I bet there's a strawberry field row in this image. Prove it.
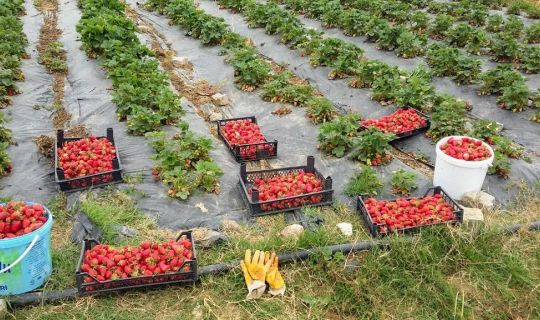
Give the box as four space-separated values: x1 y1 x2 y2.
275 0 540 76
150 0 529 178
210 0 531 177
76 0 222 199
0 0 27 178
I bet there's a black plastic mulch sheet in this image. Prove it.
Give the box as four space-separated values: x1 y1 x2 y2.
194 0 540 202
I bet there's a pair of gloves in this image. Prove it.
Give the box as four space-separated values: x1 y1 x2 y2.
240 250 286 299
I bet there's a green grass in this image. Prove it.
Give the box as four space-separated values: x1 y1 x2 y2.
39 41 68 73
8 188 540 319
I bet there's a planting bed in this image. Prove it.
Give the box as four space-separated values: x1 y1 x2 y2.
75 231 197 295
217 117 278 162
356 186 464 237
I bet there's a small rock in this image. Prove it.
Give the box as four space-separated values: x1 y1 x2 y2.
192 228 229 248
336 222 353 236
220 219 241 232
171 56 191 69
114 225 138 238
138 25 152 33
461 191 495 211
195 202 208 213
462 207 484 224
280 224 304 238
0 299 7 320
209 112 222 122
211 93 231 106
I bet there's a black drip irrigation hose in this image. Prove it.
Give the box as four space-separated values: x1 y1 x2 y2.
6 220 540 307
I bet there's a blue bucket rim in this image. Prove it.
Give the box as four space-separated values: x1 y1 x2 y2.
0 201 54 247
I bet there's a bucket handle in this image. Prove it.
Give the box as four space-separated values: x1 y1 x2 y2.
0 235 40 274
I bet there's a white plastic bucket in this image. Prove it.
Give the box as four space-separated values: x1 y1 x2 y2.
433 136 494 200
0 203 53 295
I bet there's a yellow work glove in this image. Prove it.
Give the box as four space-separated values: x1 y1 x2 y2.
240 249 268 299
264 251 286 296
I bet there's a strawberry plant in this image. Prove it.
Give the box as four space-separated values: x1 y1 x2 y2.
472 119 502 143
503 16 525 37
427 96 468 141
465 29 489 55
391 169 417 196
371 73 401 105
396 31 426 58
490 135 523 159
228 47 271 89
375 24 403 51
409 11 429 33
454 56 482 85
486 14 504 32
126 107 163 135
306 97 337 124
520 46 540 73
429 14 454 39
497 81 530 112
364 17 389 42
525 22 540 44
262 72 314 106
349 60 397 89
530 111 540 123
349 127 395 166
310 38 363 78
479 64 524 95
488 151 511 178
446 23 475 48
320 1 342 28
344 165 383 197
318 113 361 157
425 43 480 84
395 68 435 111
338 9 371 36
0 202 48 239
489 32 520 62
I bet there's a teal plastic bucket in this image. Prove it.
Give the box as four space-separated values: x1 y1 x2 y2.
0 203 53 295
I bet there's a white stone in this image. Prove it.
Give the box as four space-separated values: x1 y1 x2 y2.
280 224 304 238
336 222 353 236
220 219 241 232
462 207 484 223
209 112 222 122
171 56 191 68
461 191 495 210
211 93 231 106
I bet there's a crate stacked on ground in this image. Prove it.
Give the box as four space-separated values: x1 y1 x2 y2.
75 231 197 295
239 156 333 216
359 107 430 141
217 116 278 162
55 128 122 192
356 186 463 237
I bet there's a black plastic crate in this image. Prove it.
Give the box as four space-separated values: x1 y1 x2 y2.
359 107 430 141
356 186 463 237
55 128 123 192
75 231 198 295
239 156 334 217
217 116 278 162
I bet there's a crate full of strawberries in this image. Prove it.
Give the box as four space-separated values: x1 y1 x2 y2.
217 116 278 162
356 186 463 237
75 231 197 295
359 107 430 141
239 156 333 217
55 128 122 192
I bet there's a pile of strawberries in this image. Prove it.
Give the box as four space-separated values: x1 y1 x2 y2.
0 202 48 239
360 108 428 136
440 137 491 161
80 236 194 286
220 119 275 159
248 170 324 211
364 194 456 234
57 136 117 186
